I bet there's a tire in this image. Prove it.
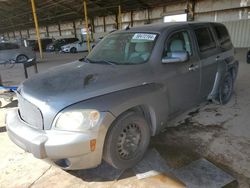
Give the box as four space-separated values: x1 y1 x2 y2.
103 111 151 169
219 73 233 104
16 54 28 63
70 47 77 53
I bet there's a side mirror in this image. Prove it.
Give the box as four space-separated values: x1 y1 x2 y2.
162 51 189 64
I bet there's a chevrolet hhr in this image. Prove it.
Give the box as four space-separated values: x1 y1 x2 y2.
6 22 238 170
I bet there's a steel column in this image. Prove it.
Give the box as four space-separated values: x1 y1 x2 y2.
31 0 43 58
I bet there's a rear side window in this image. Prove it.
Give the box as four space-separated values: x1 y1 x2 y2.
0 43 19 50
214 25 233 50
194 27 216 52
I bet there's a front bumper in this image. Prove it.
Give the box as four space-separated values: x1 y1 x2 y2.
6 108 115 170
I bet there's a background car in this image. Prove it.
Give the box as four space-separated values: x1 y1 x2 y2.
34 38 53 51
46 38 79 52
0 42 36 64
61 41 96 53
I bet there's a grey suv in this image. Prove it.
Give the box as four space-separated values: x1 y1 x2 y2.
6 22 238 170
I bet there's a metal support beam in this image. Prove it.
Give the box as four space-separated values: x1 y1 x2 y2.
103 16 106 32
131 11 134 27
73 21 77 38
7 32 10 40
27 29 30 38
46 25 49 37
91 18 95 40
83 0 91 53
19 30 22 39
58 22 62 36
187 0 195 21
118 5 122 30
31 0 43 58
115 14 118 30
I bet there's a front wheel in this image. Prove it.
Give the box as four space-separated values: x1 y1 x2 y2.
70 47 77 53
103 111 151 169
219 73 234 104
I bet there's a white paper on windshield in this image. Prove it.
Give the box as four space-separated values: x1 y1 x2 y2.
132 33 157 41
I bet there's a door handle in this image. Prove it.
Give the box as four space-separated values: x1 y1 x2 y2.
188 64 199 71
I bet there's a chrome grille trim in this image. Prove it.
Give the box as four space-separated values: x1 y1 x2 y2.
17 94 43 129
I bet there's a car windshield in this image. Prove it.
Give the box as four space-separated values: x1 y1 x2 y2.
87 32 157 65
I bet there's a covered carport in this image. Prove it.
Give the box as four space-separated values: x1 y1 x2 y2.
0 0 250 187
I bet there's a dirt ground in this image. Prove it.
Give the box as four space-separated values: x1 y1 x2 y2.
0 50 250 187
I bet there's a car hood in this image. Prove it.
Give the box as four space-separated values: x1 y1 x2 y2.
20 60 154 112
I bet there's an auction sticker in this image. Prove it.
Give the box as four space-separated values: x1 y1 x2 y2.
132 33 157 41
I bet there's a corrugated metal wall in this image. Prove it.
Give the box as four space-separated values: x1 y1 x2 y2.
194 0 250 48
223 19 250 48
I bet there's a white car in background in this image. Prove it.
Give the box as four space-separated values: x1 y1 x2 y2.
61 41 96 53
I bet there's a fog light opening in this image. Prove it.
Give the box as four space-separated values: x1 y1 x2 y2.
54 159 71 168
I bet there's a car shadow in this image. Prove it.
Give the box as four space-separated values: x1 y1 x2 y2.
67 161 134 182
66 139 201 183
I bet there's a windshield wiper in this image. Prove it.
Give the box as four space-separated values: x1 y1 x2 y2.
80 58 117 66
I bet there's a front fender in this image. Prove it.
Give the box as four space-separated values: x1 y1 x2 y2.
70 83 169 136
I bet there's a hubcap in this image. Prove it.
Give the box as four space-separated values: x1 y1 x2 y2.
117 123 141 160
17 56 28 63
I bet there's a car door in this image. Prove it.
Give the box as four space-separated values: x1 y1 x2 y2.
192 24 220 100
161 28 201 117
78 42 86 51
0 43 17 62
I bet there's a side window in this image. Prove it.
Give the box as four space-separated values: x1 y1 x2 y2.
0 43 4 50
163 31 192 58
194 27 216 52
214 25 233 50
2 43 19 50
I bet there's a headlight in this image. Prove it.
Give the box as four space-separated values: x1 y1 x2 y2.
53 110 100 132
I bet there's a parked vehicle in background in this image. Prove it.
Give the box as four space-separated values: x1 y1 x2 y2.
26 38 53 51
0 42 35 64
6 22 238 171
34 38 53 51
46 38 79 52
61 41 96 53
26 39 36 50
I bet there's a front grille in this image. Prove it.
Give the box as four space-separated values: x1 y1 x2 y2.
17 94 43 129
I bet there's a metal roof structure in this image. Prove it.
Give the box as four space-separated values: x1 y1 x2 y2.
0 0 186 33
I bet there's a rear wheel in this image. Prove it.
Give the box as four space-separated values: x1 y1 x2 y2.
70 47 77 53
219 73 233 104
16 54 28 63
103 111 150 169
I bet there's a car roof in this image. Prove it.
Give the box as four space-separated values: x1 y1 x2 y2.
118 21 220 34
